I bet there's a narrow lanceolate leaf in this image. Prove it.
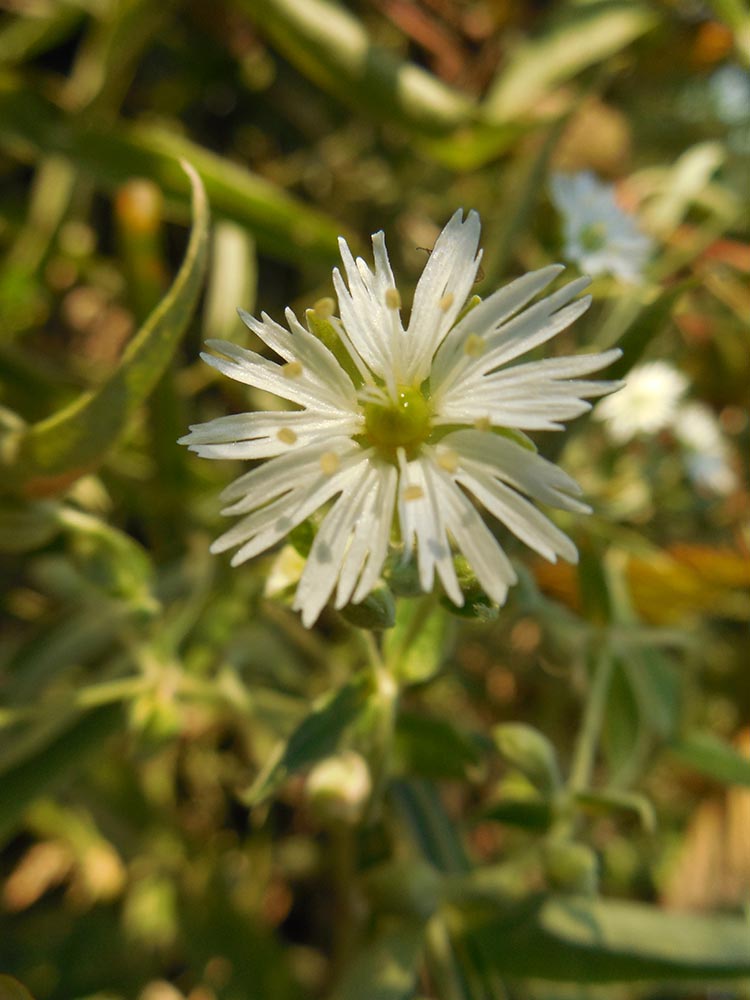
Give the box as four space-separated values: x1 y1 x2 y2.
453 893 750 981
484 3 657 123
0 2 84 67
1 162 208 497
669 731 750 787
241 0 473 135
0 81 346 264
241 675 370 807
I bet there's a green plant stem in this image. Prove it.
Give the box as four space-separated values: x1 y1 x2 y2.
568 646 615 794
362 628 399 823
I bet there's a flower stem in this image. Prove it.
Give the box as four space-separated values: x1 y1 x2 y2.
360 628 398 823
568 645 615 793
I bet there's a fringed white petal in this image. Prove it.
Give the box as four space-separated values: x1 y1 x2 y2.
180 411 361 461
333 231 405 384
201 340 352 414
403 209 482 384
397 455 462 606
432 278 592 405
237 308 358 407
441 429 589 511
431 264 564 390
293 457 385 626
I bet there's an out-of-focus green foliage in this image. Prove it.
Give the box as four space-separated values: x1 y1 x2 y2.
1 1 749 998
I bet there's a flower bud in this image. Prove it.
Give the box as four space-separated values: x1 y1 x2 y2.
542 840 599 894
305 751 372 826
339 584 395 630
493 723 562 796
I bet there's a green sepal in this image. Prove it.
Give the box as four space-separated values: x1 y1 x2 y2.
440 554 499 620
289 518 315 558
305 307 363 386
339 584 396 630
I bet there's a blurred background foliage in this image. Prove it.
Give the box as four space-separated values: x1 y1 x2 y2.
0 0 749 997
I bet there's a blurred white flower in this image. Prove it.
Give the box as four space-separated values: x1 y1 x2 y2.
594 360 687 443
709 64 750 125
674 401 737 495
550 171 653 282
181 211 620 627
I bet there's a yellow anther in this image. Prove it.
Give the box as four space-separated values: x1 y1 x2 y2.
385 287 401 310
474 416 491 432
320 451 340 476
403 484 424 502
464 333 486 357
438 292 454 312
436 448 459 473
313 296 335 318
282 360 303 379
277 427 297 445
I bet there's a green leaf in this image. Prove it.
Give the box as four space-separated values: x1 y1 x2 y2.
394 711 483 781
455 893 750 981
482 797 554 832
603 659 643 780
0 498 61 552
669 731 750 787
244 0 472 137
0 2 84 67
331 920 426 1000
241 675 371 806
484 3 657 123
0 80 345 265
2 161 208 496
0 704 122 846
384 598 453 685
574 789 656 834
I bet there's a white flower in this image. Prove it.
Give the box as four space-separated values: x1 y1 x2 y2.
594 360 687 443
181 211 620 627
550 171 653 282
674 401 737 495
709 64 750 126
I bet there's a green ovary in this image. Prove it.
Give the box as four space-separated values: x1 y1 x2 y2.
364 385 431 457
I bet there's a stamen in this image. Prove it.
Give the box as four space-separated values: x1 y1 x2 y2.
282 360 303 379
385 288 401 310
464 333 486 357
474 416 491 432
313 296 335 318
439 292 454 312
436 448 459 473
277 428 297 445
320 451 340 476
403 484 424 501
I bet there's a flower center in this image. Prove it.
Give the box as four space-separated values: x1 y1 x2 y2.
580 222 607 253
364 385 431 457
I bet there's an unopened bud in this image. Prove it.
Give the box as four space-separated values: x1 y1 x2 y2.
493 723 561 795
306 751 372 826
542 840 599 894
340 584 395 630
